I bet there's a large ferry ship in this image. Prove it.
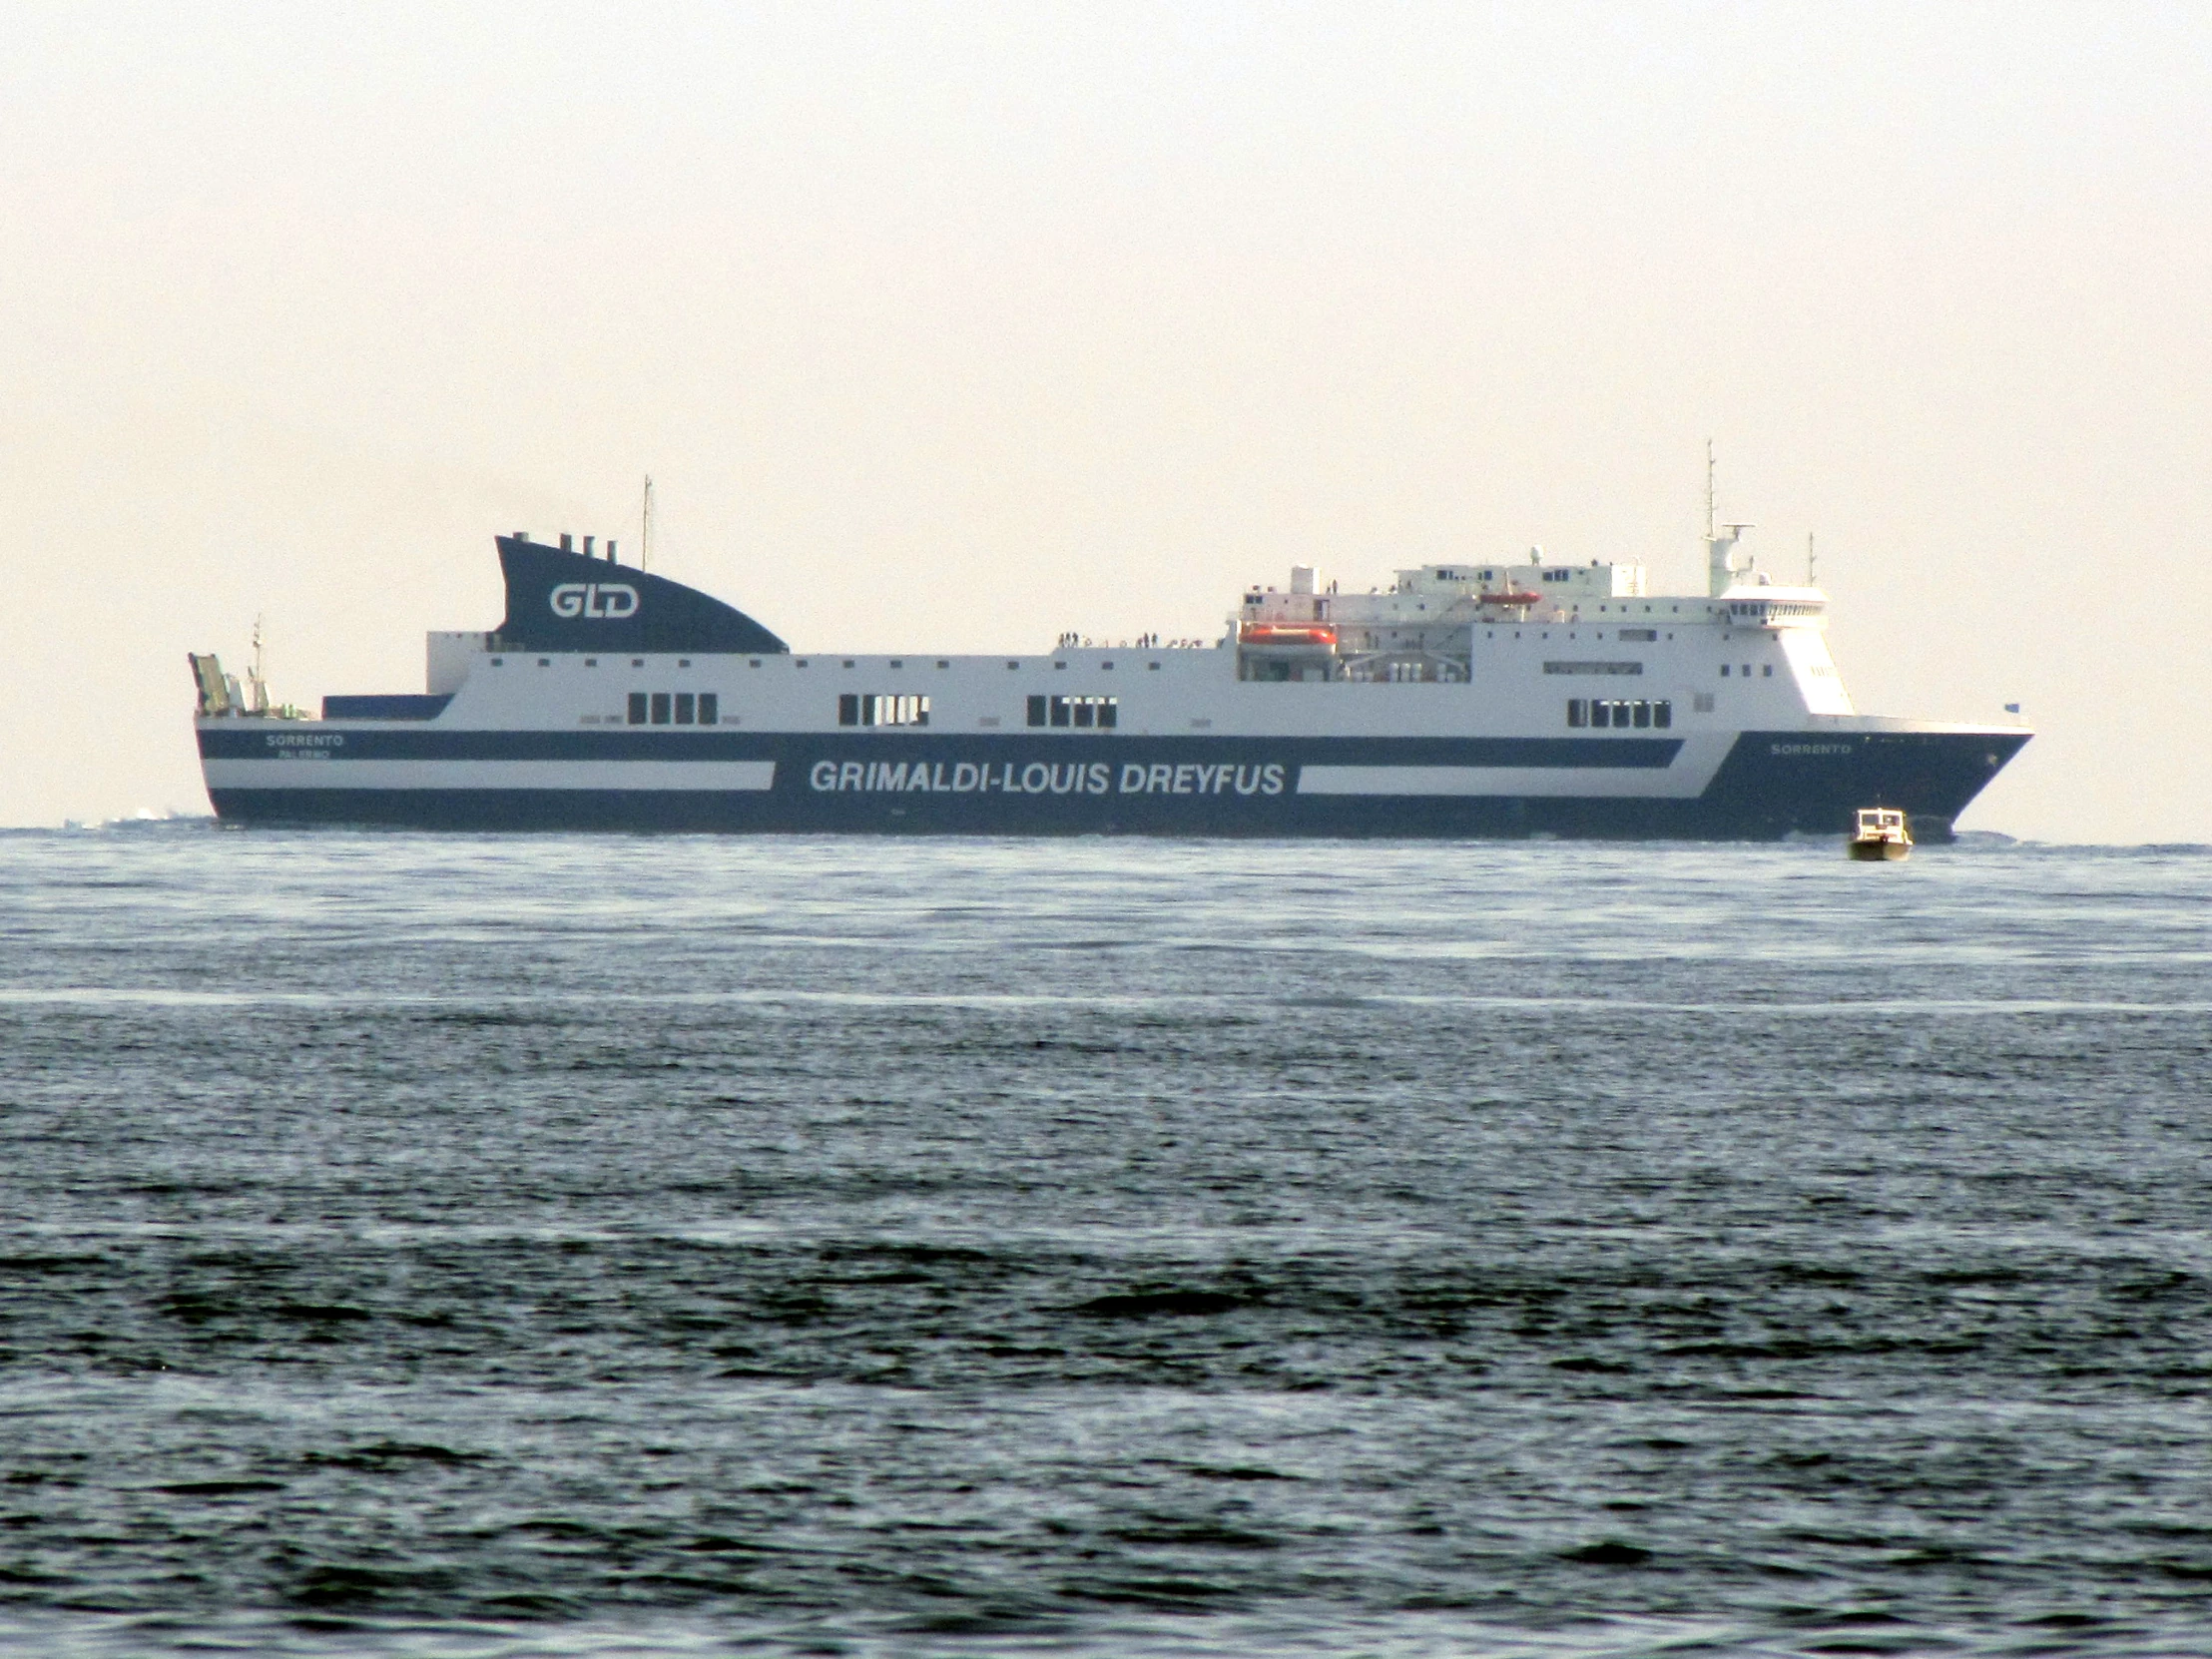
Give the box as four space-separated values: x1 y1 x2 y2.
191 519 2028 838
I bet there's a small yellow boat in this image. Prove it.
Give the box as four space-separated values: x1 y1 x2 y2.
1848 807 1913 861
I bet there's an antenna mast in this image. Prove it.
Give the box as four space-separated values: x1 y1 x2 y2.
1703 442 1756 597
249 613 271 715
1807 531 1816 588
641 475 655 574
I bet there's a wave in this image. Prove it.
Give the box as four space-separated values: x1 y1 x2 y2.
34 810 217 835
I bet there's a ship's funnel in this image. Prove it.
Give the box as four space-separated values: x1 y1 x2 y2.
492 535 789 654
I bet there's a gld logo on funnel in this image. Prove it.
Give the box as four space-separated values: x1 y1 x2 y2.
549 583 639 620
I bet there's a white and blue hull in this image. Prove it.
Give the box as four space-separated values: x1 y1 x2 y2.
199 725 2024 839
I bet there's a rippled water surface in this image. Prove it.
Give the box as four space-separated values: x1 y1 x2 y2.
2 825 2209 1657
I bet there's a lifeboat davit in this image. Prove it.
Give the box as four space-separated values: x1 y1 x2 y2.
1240 623 1338 647
1476 589 1542 607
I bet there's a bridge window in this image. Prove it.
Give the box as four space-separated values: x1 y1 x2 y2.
627 692 647 725
674 693 696 725
650 693 672 725
699 694 719 725
1567 699 1588 727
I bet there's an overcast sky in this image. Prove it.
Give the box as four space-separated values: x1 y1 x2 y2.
4 2 2205 839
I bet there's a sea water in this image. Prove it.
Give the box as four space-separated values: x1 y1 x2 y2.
1 825 2207 1657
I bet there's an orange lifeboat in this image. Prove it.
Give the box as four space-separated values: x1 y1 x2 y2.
1476 589 1542 607
1240 623 1338 647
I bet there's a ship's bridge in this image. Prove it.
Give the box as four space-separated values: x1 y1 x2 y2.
1715 585 1829 628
